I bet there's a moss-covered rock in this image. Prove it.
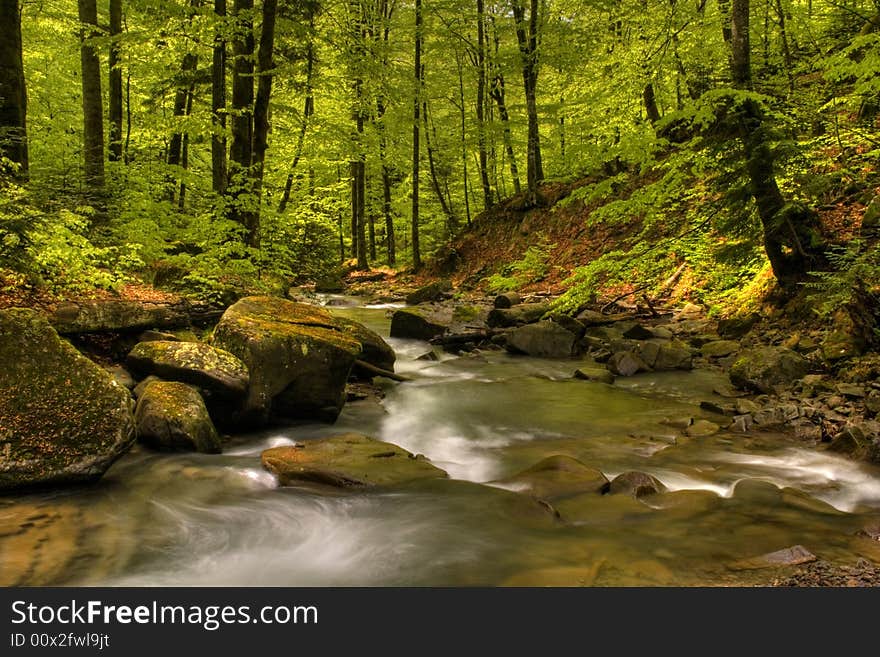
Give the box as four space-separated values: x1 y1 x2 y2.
134 381 221 453
212 297 362 426
494 455 609 501
126 340 249 399
608 471 667 498
389 307 450 341
729 346 809 394
487 302 552 328
261 433 447 487
405 279 452 305
333 316 396 374
0 309 135 490
505 321 580 358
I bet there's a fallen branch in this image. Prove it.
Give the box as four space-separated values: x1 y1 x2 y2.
354 359 410 382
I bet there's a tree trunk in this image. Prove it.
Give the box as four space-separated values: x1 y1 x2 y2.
108 0 123 163
378 95 396 266
423 98 456 234
78 0 105 194
248 0 279 248
177 88 194 211
456 53 472 226
0 0 28 178
350 159 359 259
228 0 255 241
411 0 422 271
278 28 314 214
229 0 254 177
643 83 661 124
730 0 751 88
513 0 543 206
475 0 493 211
489 17 521 196
167 53 198 168
212 0 227 194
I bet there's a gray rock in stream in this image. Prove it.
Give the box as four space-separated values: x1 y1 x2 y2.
505 321 580 358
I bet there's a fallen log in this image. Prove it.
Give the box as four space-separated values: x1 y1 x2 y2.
354 359 410 382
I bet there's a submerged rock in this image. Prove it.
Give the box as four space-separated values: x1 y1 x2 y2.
0 309 136 490
608 471 667 498
261 433 447 488
494 455 609 501
505 321 580 358
126 340 249 399
213 296 362 425
606 351 650 377
574 367 615 384
732 545 817 570
729 347 809 394
134 382 221 454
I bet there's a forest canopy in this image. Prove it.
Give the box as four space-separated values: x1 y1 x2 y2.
0 0 878 312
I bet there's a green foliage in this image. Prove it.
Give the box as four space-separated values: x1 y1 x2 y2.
485 240 556 293
805 240 880 317
0 179 40 277
30 208 141 294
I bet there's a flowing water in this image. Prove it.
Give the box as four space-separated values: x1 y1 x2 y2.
2 299 880 586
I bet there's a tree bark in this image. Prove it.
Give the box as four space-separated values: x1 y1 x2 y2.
489 16 521 196
423 98 456 235
108 0 123 163
456 53 472 226
513 0 543 206
730 0 751 88
411 0 422 271
278 24 314 214
228 0 255 240
475 0 493 211
77 0 105 193
167 53 198 169
248 0 279 248
212 0 228 194
0 0 28 178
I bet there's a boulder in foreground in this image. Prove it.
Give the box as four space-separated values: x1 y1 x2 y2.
0 309 135 490
213 297 362 426
135 381 221 453
261 433 447 487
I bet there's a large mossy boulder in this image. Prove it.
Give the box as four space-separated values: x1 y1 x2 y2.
333 316 396 373
494 455 609 501
729 346 809 394
212 297 362 426
505 321 580 358
261 433 447 488
389 307 450 341
0 309 136 490
126 340 249 399
134 381 221 454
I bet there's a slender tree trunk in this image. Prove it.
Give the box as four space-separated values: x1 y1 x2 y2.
228 0 255 241
730 0 751 88
229 0 254 179
177 87 194 211
718 0 732 42
0 0 28 178
773 0 795 95
278 29 314 213
456 54 471 226
248 0 279 248
212 0 228 194
411 0 422 270
378 95 396 266
489 17 521 196
475 0 493 211
78 0 105 194
350 160 358 259
643 83 661 124
108 0 123 163
513 0 543 206
423 98 456 234
367 171 376 261
167 53 198 168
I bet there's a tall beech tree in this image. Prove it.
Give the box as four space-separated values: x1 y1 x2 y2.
108 0 123 163
512 0 543 206
411 0 423 270
212 0 228 194
0 0 28 177
77 0 105 195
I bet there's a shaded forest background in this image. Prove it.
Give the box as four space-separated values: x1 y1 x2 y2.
1 0 879 320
